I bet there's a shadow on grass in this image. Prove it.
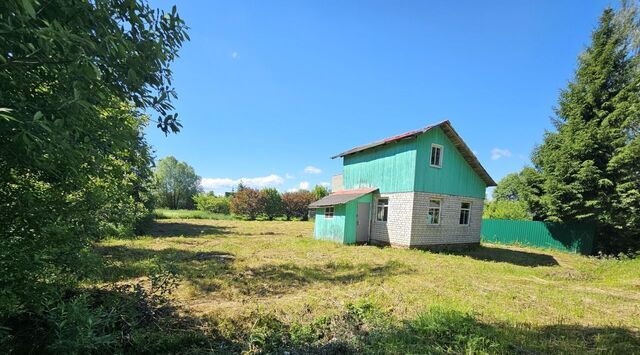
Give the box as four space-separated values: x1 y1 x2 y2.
449 245 559 267
232 260 409 296
91 245 408 296
148 221 234 238
93 245 235 282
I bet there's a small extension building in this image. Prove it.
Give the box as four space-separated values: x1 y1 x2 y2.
309 120 496 249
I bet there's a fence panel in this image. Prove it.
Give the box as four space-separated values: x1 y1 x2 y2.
481 219 595 254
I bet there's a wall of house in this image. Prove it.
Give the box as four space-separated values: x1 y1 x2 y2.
314 205 346 243
414 127 487 199
370 192 415 247
342 139 417 193
410 192 484 246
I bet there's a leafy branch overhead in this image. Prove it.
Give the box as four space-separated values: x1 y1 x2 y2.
0 0 189 137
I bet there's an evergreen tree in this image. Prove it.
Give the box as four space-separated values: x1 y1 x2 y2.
531 7 640 252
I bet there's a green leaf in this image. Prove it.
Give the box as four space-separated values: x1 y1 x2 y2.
21 0 36 18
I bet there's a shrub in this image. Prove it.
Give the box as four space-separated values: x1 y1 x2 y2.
193 193 231 214
230 187 262 220
259 188 284 220
483 200 532 220
282 191 315 221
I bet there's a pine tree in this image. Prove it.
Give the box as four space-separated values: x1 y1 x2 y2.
531 7 640 252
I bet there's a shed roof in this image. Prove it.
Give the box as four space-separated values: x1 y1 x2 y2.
309 188 377 208
331 120 496 186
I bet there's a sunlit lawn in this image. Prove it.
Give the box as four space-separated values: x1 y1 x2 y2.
92 219 640 353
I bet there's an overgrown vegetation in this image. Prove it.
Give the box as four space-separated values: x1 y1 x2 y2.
0 0 188 350
7 219 637 353
193 192 231 214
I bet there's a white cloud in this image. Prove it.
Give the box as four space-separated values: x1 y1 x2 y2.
287 181 310 192
231 51 239 59
320 182 330 187
490 148 512 160
304 166 322 174
285 173 295 179
201 174 284 192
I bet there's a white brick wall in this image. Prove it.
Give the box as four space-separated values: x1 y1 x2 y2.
410 192 484 246
369 192 484 248
370 192 414 247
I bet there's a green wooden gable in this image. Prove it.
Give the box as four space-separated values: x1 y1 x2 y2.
338 121 494 199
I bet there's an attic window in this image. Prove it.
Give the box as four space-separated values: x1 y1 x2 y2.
325 207 334 219
430 144 443 168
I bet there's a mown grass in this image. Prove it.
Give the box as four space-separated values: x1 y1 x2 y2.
88 219 640 354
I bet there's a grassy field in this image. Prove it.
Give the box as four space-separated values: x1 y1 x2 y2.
154 208 236 220
90 219 640 353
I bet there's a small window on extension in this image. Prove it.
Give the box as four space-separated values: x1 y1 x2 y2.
430 144 443 168
325 207 334 219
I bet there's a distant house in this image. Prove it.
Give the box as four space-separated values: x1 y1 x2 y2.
309 120 496 249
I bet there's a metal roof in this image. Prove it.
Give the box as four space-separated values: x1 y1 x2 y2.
309 188 378 208
331 120 496 186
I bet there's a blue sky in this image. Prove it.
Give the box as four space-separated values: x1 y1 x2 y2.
146 0 613 195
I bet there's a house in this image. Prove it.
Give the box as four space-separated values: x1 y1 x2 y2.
309 120 496 249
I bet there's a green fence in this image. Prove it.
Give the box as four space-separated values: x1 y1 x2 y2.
481 219 595 255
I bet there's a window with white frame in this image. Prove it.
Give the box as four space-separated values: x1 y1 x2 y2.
376 198 389 222
459 202 471 225
427 199 441 224
430 144 443 167
324 207 334 219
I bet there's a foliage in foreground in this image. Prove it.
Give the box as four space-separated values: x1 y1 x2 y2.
0 0 188 331
4 291 638 354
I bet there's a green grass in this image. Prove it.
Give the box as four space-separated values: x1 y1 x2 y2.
154 208 237 220
87 219 640 354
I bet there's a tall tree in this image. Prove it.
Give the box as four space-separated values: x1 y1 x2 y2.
311 185 330 200
531 7 640 252
0 0 188 316
154 156 201 209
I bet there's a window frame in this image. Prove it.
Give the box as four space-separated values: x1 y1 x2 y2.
324 206 335 219
427 198 441 225
430 143 444 168
376 198 389 223
459 201 471 226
